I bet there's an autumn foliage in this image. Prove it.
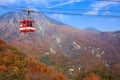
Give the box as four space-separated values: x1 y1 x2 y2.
0 40 67 80
26 58 67 80
83 73 99 80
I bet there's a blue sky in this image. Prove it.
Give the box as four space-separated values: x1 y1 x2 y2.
0 0 120 31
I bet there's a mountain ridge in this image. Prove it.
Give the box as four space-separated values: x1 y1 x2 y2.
0 12 120 74
84 26 100 32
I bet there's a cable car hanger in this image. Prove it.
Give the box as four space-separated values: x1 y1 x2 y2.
19 9 35 33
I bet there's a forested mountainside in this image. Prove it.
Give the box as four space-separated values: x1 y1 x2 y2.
0 39 67 80
0 12 120 80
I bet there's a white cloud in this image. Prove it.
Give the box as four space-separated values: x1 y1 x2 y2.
49 14 68 20
0 0 49 5
49 0 84 8
85 2 119 15
108 19 117 22
0 0 70 7
0 0 84 8
0 0 17 4
24 0 48 5
103 11 111 15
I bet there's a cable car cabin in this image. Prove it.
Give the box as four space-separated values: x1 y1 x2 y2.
20 20 35 33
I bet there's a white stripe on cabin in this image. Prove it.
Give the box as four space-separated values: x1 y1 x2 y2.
20 27 35 30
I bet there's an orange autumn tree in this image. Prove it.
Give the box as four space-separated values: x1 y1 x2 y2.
83 73 99 80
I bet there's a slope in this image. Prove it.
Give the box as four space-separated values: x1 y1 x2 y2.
0 39 67 80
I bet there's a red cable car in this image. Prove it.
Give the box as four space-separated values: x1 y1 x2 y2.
19 9 35 33
20 20 35 32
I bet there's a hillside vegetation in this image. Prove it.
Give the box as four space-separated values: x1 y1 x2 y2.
0 40 67 80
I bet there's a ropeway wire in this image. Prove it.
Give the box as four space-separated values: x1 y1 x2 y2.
0 5 120 13
0 5 120 19
96 0 120 2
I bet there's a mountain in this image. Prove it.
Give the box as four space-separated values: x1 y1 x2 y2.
0 39 67 80
0 12 120 79
84 26 100 32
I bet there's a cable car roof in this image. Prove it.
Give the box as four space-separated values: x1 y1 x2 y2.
20 19 34 23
